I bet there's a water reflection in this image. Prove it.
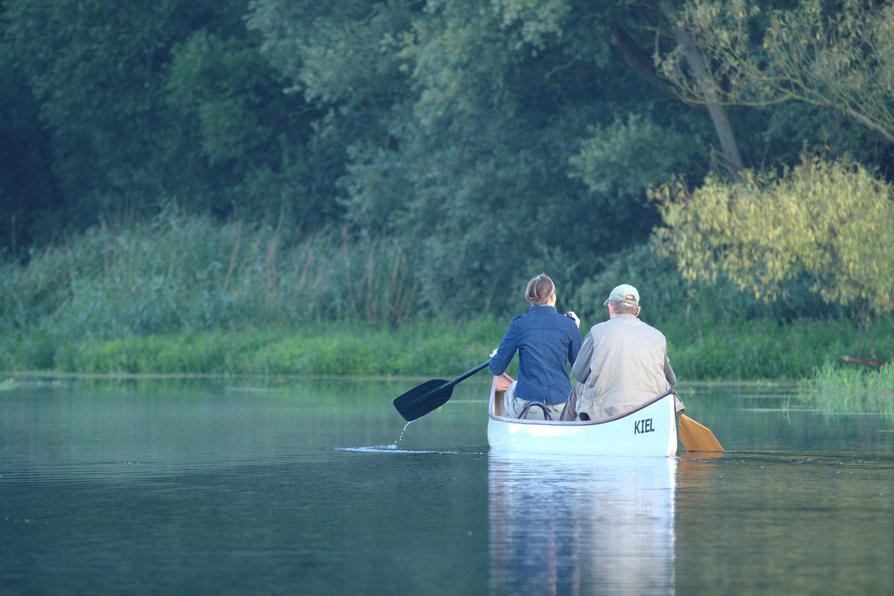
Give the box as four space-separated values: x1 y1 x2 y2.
488 455 676 595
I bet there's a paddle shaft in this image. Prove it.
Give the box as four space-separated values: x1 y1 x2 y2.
449 360 491 385
412 360 490 405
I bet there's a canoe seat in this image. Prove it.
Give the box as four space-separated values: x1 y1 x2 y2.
518 401 552 420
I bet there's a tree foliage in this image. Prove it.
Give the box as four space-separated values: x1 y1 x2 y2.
247 0 715 313
653 156 894 318
2 0 334 230
657 0 894 144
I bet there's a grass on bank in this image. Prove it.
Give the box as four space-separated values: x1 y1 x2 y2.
3 316 893 382
1 320 507 377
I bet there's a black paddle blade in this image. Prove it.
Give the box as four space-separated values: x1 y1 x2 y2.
393 379 452 422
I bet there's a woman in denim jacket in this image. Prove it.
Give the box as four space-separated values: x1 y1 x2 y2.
488 274 582 420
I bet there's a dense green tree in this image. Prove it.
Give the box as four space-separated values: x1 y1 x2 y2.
4 0 204 206
163 25 336 224
0 32 61 250
248 0 725 313
1 0 339 242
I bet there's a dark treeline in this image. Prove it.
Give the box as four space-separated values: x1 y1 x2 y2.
3 0 894 320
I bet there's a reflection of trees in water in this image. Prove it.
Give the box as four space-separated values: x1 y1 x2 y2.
488 456 676 594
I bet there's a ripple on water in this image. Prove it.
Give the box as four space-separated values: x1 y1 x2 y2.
336 445 472 455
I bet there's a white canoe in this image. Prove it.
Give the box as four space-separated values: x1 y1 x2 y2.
487 374 677 457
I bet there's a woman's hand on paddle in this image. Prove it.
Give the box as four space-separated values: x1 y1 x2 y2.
566 311 580 328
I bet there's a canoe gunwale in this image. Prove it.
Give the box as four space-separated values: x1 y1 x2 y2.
488 374 675 426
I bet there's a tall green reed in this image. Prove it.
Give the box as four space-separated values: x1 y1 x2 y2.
798 363 894 417
0 211 421 344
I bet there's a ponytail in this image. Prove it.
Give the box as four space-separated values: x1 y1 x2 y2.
525 273 555 305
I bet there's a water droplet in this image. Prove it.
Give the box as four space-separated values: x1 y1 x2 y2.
393 420 415 448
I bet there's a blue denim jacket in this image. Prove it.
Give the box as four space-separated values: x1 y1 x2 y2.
488 305 582 404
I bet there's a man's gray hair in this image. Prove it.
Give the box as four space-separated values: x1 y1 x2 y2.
610 300 639 316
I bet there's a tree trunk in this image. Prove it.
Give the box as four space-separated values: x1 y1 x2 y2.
615 26 677 97
660 2 744 180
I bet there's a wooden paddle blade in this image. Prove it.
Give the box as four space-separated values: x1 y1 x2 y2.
392 379 451 422
678 414 724 452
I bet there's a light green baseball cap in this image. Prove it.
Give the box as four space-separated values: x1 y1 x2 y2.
603 283 640 306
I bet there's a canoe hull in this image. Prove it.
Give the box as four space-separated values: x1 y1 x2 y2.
487 375 677 457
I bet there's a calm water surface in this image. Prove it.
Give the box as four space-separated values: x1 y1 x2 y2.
1 376 892 594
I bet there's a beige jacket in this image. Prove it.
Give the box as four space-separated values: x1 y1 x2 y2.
571 314 676 420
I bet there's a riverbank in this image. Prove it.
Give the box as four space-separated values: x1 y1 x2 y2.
4 212 892 386
2 316 891 381
0 319 504 377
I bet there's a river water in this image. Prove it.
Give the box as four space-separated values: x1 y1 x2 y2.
1 376 891 594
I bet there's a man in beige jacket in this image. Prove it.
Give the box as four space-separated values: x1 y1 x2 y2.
565 284 680 421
